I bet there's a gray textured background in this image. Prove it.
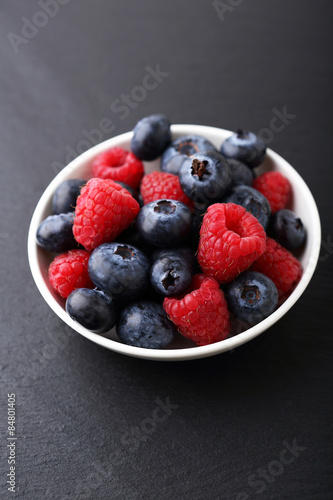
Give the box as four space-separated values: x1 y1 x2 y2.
1 1 333 498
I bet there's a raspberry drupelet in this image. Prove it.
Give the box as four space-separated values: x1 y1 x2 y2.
252 171 291 213
163 274 230 346
73 178 140 251
48 249 93 298
92 147 144 189
198 203 266 284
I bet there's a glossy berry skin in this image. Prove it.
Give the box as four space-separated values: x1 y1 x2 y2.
163 274 230 346
179 151 232 209
131 114 171 161
222 185 271 230
136 199 192 248
220 129 266 168
227 159 254 187
66 288 117 333
251 237 302 301
226 271 278 326
88 242 151 301
36 213 76 253
117 301 176 349
52 178 86 215
161 134 217 175
198 203 266 284
151 246 196 272
269 209 306 250
150 254 192 297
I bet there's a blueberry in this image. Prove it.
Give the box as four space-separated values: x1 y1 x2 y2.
161 135 217 175
269 209 306 250
151 246 196 272
220 129 266 169
66 288 117 333
117 221 153 256
226 271 278 326
179 151 231 211
131 114 171 161
150 255 192 296
36 212 77 253
88 242 151 301
52 179 86 214
227 159 254 187
136 199 192 248
116 301 176 349
222 185 271 230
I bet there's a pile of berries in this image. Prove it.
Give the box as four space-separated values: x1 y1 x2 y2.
36 115 306 349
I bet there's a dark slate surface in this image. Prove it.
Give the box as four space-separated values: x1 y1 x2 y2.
1 1 333 499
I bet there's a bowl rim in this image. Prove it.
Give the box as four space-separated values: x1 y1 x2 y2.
27 124 321 361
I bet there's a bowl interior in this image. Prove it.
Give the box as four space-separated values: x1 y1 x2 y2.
28 125 321 361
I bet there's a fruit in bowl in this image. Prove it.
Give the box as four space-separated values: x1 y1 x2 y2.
28 119 321 361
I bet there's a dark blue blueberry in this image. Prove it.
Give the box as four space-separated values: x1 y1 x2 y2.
52 179 86 214
150 255 192 296
227 159 254 187
161 135 217 175
222 185 271 230
190 213 204 248
151 246 196 272
226 271 278 326
117 221 153 256
116 301 176 349
88 242 151 301
66 288 117 333
136 199 192 248
36 213 77 253
220 129 266 169
131 114 171 161
179 151 231 211
269 209 306 250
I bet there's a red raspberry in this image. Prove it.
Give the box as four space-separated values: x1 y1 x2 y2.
48 249 93 298
92 147 144 189
140 171 193 208
252 171 291 213
251 237 302 301
198 203 266 284
73 178 140 251
163 274 230 346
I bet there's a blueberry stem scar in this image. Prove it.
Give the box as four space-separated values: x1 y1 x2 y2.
154 200 176 214
191 159 208 180
114 245 134 259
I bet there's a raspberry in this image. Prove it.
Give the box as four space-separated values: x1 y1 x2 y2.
251 237 302 301
252 171 291 213
163 274 230 346
73 178 140 251
92 147 144 189
198 203 266 284
140 171 193 208
48 249 93 298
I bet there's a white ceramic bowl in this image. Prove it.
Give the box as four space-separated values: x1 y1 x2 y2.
28 125 321 361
